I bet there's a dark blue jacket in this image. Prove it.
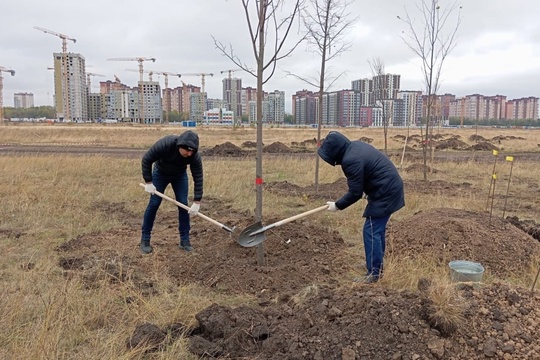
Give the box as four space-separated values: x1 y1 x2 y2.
318 131 404 218
141 130 203 201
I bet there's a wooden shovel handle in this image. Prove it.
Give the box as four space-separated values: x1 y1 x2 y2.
253 204 329 235
138 183 233 232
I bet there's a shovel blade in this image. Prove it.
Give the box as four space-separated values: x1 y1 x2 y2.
237 221 266 247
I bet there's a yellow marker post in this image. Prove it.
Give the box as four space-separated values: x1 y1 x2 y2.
489 172 497 226
502 156 515 219
486 150 499 211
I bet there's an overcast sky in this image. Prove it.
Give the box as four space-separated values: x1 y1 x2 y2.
1 0 539 113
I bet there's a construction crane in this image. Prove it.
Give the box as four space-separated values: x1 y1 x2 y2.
220 68 244 123
107 57 156 123
108 57 156 82
127 69 182 123
0 66 15 125
86 72 105 93
181 73 213 122
152 71 182 124
34 26 76 121
125 68 155 82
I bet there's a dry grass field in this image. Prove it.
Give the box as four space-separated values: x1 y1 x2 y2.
1 123 540 359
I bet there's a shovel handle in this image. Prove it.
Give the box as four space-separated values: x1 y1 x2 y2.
139 183 234 233
250 204 329 236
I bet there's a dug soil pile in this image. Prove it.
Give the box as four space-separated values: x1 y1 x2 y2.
387 208 540 279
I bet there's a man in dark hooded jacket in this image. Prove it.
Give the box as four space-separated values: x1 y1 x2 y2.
140 130 203 254
318 131 404 283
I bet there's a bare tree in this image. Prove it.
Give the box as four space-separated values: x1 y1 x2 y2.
398 0 461 180
369 57 391 155
213 0 304 265
285 0 356 191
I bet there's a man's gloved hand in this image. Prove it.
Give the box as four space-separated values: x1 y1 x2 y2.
326 201 338 212
144 183 156 194
189 202 200 216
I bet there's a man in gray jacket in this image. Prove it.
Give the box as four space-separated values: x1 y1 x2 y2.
318 131 404 283
140 130 203 254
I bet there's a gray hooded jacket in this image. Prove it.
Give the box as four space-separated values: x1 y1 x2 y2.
318 131 404 218
141 130 203 201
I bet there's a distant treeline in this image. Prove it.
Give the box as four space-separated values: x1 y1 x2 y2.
4 106 56 119
448 118 540 127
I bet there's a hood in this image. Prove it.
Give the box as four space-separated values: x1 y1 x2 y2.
317 131 350 166
176 130 199 152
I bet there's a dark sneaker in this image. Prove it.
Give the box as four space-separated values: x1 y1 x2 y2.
139 241 153 254
353 274 379 284
179 243 194 252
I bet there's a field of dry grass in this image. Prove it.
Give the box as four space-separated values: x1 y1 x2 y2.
1 123 539 358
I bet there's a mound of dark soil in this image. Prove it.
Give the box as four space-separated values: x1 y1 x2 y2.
180 282 540 359
263 141 293 153
470 134 487 142
387 208 540 278
201 142 247 156
435 138 470 150
470 142 499 151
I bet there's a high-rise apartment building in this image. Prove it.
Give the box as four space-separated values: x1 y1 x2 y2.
14 93 34 108
265 90 285 123
222 78 242 121
293 90 318 125
168 84 200 120
397 91 423 127
140 81 162 123
373 74 400 102
53 52 87 121
241 87 257 120
449 95 538 121
351 78 373 106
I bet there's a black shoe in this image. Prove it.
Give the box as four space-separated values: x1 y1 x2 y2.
179 242 194 252
140 241 153 254
353 274 379 284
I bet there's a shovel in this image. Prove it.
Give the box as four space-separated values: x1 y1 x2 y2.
237 204 329 247
139 183 236 234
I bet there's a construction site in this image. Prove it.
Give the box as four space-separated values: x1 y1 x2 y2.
0 27 254 125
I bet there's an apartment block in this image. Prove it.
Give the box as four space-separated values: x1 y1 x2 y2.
222 78 242 120
293 90 318 125
265 90 285 123
373 74 401 102
351 78 373 106
397 91 423 127
53 52 87 121
449 95 538 121
140 81 162 123
14 92 34 108
241 87 257 120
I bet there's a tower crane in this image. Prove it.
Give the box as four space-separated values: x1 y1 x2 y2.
220 68 245 123
108 57 156 82
181 73 213 122
0 66 15 125
107 57 156 123
34 26 76 121
125 68 155 81
86 72 105 93
152 71 182 124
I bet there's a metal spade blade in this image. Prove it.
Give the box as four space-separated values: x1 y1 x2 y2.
237 221 266 247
